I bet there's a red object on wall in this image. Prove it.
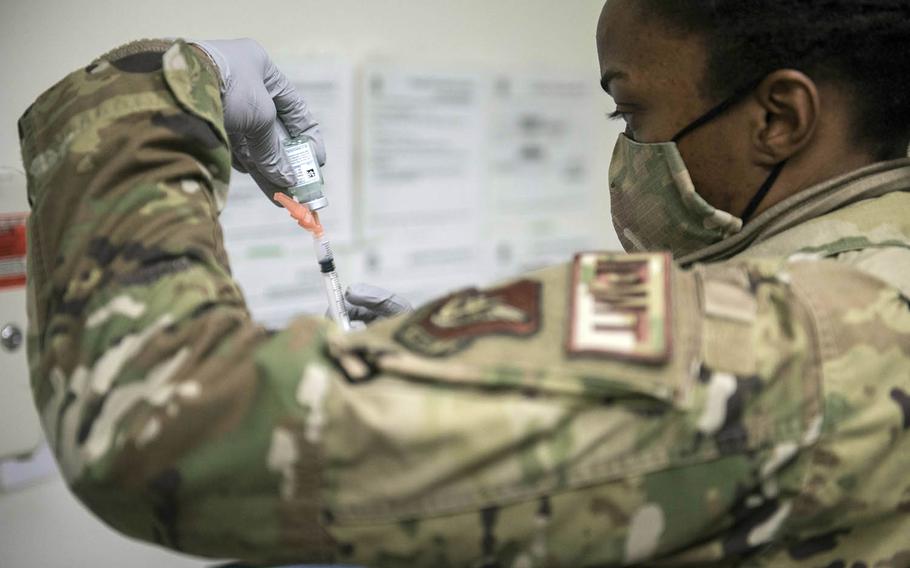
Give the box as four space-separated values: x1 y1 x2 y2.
0 214 27 289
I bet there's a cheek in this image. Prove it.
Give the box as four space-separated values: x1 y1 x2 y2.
633 106 690 144
678 123 754 212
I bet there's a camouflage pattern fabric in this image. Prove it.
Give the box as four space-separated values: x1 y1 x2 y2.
18 39 910 567
677 159 910 267
609 133 744 258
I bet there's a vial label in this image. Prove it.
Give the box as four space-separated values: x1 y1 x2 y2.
287 142 322 187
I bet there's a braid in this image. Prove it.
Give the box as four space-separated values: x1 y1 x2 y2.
643 0 910 159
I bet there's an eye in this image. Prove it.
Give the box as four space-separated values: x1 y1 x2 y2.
606 109 636 138
607 109 628 121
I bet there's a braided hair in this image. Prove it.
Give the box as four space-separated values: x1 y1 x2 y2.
641 0 910 160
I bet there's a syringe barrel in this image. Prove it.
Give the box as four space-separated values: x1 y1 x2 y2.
322 270 352 331
312 235 351 331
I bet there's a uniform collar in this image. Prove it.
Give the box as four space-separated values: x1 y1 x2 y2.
677 157 910 266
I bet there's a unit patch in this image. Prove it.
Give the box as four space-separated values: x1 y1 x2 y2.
567 252 671 363
395 279 541 357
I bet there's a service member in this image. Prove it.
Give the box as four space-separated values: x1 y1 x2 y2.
18 0 910 566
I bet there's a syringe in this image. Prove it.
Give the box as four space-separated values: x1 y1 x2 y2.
274 192 352 332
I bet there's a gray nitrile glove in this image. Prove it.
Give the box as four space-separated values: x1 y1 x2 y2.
192 39 326 203
332 283 413 325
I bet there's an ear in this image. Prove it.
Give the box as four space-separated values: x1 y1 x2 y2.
749 69 820 166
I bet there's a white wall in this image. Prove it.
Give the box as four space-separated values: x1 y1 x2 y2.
0 1 619 566
0 0 614 168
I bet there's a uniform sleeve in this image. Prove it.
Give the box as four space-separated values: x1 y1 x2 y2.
20 40 335 563
23 40 891 568
317 255 834 567
321 256 909 568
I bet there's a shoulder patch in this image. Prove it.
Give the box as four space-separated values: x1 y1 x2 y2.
394 279 541 357
567 252 671 363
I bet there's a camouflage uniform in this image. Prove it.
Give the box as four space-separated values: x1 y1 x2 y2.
18 40 910 567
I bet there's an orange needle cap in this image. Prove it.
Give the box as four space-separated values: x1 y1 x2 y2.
274 192 324 237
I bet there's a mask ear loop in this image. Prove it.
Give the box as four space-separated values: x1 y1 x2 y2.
671 78 764 143
740 159 787 223
669 76 785 224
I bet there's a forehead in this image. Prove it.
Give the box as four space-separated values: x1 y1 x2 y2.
596 0 708 98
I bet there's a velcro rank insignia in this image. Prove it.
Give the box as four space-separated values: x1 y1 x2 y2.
395 279 541 357
567 252 671 363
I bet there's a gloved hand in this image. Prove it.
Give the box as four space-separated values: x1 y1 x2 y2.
191 39 326 203
333 283 413 325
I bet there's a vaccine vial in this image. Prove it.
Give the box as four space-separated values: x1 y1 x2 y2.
283 135 328 211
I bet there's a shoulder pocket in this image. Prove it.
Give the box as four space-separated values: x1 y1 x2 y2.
697 263 759 376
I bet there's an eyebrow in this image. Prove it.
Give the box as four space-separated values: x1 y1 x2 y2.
600 68 628 95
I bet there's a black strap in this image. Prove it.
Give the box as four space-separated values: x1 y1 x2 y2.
741 160 787 223
672 78 764 143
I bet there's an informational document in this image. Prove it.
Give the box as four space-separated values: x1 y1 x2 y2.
362 65 488 241
356 241 481 308
219 58 357 328
221 61 608 324
360 64 493 302
483 72 603 277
